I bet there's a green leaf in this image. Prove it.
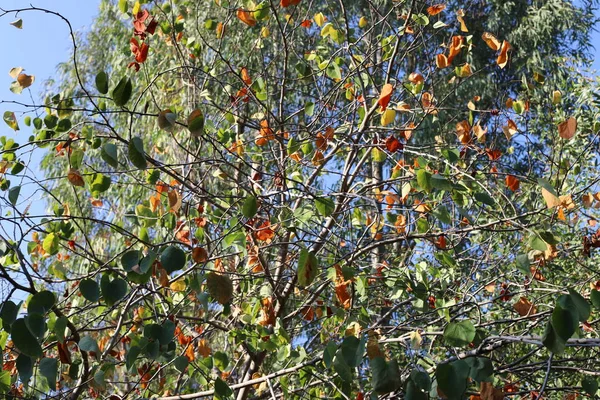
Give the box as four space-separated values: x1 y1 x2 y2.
416 169 432 192
464 357 493 382
118 0 127 13
474 192 495 206
101 143 118 168
90 173 111 195
121 250 141 272
39 357 58 388
297 248 318 287
436 360 469 400
126 345 141 370
42 233 60 256
371 357 401 394
213 351 229 370
214 377 233 399
3 111 19 131
552 297 578 342
567 288 591 322
16 354 33 387
11 319 42 358
160 245 186 273
54 316 68 343
542 320 566 354
582 377 598 396
112 76 132 107
0 370 10 392
69 148 84 169
443 320 475 347
100 274 128 306
79 279 100 302
326 62 341 80
1 300 19 330
340 335 364 368
24 314 47 338
242 196 258 218
79 336 100 355
333 349 353 382
591 289 600 309
95 71 109 94
128 137 147 169
529 234 548 252
174 355 189 372
315 197 335 217
431 174 452 191
56 118 72 133
28 290 56 315
8 185 20 205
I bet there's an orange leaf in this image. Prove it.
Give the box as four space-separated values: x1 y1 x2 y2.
456 9 468 32
482 32 500 51
505 175 519 192
280 0 301 7
558 117 577 140
455 120 471 144
497 40 511 69
378 83 393 111
427 4 446 16
236 8 257 26
513 297 537 316
485 148 502 160
436 53 448 68
300 19 312 28
17 73 35 89
192 247 208 263
197 339 211 357
168 190 182 213
503 119 518 140
240 67 252 85
447 35 464 63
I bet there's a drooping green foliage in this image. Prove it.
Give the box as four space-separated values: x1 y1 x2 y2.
1 0 600 399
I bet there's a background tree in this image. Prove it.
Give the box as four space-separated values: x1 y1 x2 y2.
1 0 600 399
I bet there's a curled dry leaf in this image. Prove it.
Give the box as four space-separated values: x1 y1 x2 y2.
505 175 519 192
456 9 468 32
236 8 257 26
427 4 446 16
481 32 500 51
513 297 537 316
558 117 577 140
280 0 301 7
436 53 448 68
17 73 35 89
8 67 23 79
497 40 511 69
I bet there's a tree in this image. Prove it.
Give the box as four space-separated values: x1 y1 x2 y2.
1 0 600 398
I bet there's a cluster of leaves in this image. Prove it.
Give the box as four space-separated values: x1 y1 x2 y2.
1 0 600 399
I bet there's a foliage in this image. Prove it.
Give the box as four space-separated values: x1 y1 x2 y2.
1 0 600 399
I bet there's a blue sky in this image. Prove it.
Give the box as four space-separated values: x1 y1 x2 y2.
0 1 99 239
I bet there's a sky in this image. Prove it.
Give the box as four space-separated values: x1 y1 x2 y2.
0 1 99 243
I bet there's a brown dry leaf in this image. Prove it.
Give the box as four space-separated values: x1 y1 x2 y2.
427 4 446 16
583 193 593 208
482 32 500 51
473 123 487 142
456 9 468 32
480 382 504 400
168 190 182 213
67 169 85 187
158 267 170 287
558 117 577 140
197 339 211 357
17 73 35 89
503 119 518 140
192 247 208 263
436 53 449 68
456 120 471 144
484 283 496 293
513 297 537 316
366 332 383 359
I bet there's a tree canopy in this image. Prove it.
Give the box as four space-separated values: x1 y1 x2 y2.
1 0 600 399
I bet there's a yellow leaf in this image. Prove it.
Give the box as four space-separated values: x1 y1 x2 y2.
314 12 326 27
552 90 561 104
481 32 500 51
359 16 368 28
170 279 186 292
132 1 141 15
381 108 396 126
8 67 23 79
542 187 560 209
497 40 511 69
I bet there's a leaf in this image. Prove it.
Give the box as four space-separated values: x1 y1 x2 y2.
505 175 519 192
1 301 19 329
11 319 42 358
112 76 132 106
54 316 68 343
100 274 128 306
371 357 401 394
214 377 233 399
552 295 579 342
158 109 177 131
582 377 598 397
436 360 469 399
378 83 393 110
443 320 475 347
95 71 109 94
297 248 318 286
558 117 577 139
567 288 591 322
128 137 147 169
427 4 446 16
174 355 189 372
8 185 20 205
381 108 396 126
326 62 341 80
160 245 186 273
482 32 500 51
237 8 257 26
42 233 60 256
39 358 58 388
79 279 100 302
315 197 335 217
242 196 258 218
513 297 536 316
591 289 600 309
79 336 100 355
464 357 494 382
101 143 118 168
10 19 23 29
206 273 234 304
28 290 55 315
3 111 19 131
416 169 432 193
9 67 23 78
497 40 511 69
16 354 33 387
67 169 85 187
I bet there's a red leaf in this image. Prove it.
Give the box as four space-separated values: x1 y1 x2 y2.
378 83 393 110
280 0 301 7
505 175 519 192
385 135 402 152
